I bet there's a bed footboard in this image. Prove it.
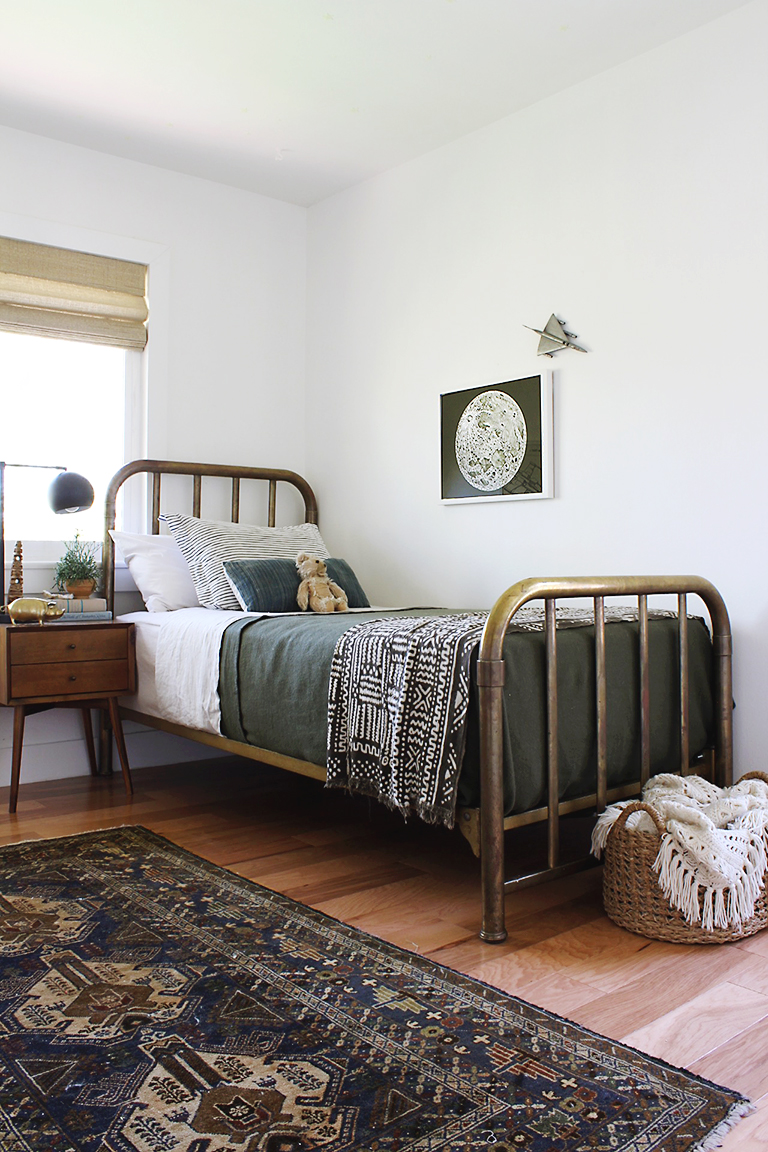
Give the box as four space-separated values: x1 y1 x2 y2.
476 576 733 943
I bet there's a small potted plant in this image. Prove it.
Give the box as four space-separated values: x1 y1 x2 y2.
53 533 102 599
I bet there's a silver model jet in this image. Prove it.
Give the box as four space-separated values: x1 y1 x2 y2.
525 314 587 356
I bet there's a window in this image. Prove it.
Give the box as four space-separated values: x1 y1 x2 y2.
0 235 148 564
0 331 143 543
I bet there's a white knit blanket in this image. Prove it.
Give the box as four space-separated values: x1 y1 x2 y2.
592 774 768 931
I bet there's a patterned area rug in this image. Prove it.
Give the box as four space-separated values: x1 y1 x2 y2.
0 826 750 1151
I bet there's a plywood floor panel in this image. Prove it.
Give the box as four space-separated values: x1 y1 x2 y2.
568 946 757 1038
622 982 768 1066
689 1015 768 1101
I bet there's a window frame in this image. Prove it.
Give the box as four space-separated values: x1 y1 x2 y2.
0 212 169 584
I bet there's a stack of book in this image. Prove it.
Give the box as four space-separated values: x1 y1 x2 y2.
45 596 112 622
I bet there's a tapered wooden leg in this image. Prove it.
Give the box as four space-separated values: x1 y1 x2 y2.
107 698 133 797
97 710 113 776
9 706 25 814
81 709 98 775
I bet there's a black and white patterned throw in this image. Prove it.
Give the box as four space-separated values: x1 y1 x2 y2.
326 603 681 827
326 612 487 826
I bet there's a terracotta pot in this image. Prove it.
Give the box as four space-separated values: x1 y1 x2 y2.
65 579 96 600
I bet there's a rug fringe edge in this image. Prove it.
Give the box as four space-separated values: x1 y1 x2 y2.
0 824 146 849
693 1099 755 1150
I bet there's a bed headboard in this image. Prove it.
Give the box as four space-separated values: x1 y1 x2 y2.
103 458 319 613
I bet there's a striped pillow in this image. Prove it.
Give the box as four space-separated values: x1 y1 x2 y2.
161 514 329 610
224 556 370 613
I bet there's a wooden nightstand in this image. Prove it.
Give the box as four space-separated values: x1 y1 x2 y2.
0 621 136 813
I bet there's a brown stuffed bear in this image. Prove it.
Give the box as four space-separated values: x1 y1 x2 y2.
296 553 348 613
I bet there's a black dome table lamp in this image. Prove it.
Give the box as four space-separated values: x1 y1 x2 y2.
47 470 95 515
1 462 95 613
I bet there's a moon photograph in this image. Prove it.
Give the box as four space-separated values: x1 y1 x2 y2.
440 374 552 502
454 390 527 491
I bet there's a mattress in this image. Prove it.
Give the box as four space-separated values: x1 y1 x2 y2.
119 607 715 819
119 610 165 719
217 608 715 817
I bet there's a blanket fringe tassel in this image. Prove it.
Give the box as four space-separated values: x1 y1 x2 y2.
654 834 767 931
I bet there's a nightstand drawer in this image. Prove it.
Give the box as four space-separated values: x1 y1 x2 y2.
10 659 132 699
9 628 128 666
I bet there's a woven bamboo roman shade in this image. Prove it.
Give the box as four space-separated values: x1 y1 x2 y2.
0 236 148 350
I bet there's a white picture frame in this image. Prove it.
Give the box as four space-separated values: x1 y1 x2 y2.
440 371 553 503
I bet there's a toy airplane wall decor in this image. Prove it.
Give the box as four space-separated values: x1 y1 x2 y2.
525 314 588 356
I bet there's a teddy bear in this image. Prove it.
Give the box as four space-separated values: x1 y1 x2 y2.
296 553 349 613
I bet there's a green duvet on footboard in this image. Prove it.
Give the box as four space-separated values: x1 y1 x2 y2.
218 609 714 819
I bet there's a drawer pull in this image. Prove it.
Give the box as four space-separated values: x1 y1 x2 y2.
69 644 76 650
70 675 77 682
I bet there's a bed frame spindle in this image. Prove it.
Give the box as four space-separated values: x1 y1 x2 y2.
268 480 277 527
595 595 608 813
151 473 161 534
545 600 559 871
639 594 651 786
679 594 690 774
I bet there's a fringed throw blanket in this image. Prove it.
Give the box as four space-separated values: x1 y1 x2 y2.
592 773 768 931
326 604 672 828
327 612 487 826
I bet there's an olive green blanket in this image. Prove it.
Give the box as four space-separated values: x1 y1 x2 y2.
219 609 713 818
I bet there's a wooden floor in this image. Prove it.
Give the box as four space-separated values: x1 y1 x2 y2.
2 757 767 1149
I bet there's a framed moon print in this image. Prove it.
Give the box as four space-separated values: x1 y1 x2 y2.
440 372 553 503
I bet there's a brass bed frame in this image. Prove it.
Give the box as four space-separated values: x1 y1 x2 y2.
105 459 734 944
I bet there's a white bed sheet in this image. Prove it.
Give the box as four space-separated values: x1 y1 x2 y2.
118 608 250 735
118 610 164 720
118 606 385 738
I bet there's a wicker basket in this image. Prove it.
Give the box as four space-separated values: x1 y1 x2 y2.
602 771 768 944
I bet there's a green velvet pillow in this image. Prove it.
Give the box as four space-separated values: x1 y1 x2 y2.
223 556 370 613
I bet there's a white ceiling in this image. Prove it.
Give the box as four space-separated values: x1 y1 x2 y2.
0 0 751 206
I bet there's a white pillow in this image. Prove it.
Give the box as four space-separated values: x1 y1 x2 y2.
160 514 329 610
110 530 200 612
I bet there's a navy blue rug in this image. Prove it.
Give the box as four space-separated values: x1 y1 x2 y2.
0 826 750 1150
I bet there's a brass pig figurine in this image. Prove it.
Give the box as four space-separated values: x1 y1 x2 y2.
5 598 66 625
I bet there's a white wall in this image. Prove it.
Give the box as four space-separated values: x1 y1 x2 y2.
306 2 768 774
2 2 767 789
0 125 307 469
0 125 308 782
